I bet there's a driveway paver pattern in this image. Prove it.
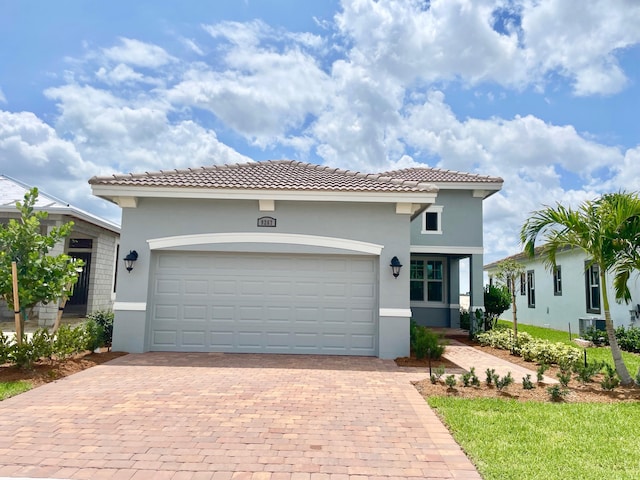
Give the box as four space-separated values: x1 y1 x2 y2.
0 353 481 480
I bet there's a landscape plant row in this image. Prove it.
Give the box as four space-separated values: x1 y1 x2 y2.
0 310 114 369
476 327 582 365
582 325 640 353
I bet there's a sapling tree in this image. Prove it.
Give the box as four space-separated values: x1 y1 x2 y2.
0 188 83 340
483 284 511 330
493 259 525 342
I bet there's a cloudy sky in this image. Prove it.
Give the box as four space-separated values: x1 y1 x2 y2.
1 0 639 264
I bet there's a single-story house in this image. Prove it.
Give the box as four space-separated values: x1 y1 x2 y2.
484 247 640 334
0 175 121 325
90 160 502 358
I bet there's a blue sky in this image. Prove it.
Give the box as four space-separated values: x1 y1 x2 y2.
1 0 639 265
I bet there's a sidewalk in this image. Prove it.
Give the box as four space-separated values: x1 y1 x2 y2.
443 339 559 384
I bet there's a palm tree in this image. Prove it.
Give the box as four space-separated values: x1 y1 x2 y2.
520 192 640 385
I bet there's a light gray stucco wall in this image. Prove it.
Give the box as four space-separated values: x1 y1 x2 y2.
113 198 413 358
410 190 483 248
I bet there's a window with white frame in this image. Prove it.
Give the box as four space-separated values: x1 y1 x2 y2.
527 270 535 308
585 263 601 314
520 272 526 296
553 265 562 296
410 258 445 303
421 205 443 234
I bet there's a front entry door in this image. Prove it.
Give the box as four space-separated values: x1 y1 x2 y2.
66 252 91 316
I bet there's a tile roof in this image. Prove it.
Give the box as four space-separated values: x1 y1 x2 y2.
89 160 439 193
0 174 120 233
379 167 503 184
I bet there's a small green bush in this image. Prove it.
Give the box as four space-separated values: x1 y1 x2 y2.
83 319 104 352
573 361 603 384
445 375 457 389
52 324 85 360
600 364 620 391
547 384 569 401
536 363 549 383
8 340 39 369
87 310 114 349
485 368 496 386
0 330 10 365
495 372 514 391
459 310 470 330
478 329 581 365
582 326 608 346
522 374 535 390
412 325 446 360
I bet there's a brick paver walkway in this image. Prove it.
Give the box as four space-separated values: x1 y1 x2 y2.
0 353 481 480
443 340 558 384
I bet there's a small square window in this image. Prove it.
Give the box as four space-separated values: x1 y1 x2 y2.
421 205 443 234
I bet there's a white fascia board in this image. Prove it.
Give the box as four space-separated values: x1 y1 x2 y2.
91 185 438 205
434 182 503 193
411 245 484 255
34 206 121 234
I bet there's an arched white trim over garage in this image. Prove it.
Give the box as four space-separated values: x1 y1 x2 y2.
147 232 384 255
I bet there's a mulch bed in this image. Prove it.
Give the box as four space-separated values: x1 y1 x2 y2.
398 334 640 403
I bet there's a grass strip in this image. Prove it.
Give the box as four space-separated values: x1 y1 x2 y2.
0 380 32 400
429 396 640 480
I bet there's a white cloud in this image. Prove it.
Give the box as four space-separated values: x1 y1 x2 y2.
43 84 250 174
334 0 640 95
95 64 162 86
103 37 176 68
166 21 332 146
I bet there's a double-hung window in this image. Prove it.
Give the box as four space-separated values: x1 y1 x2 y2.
553 266 562 296
527 270 535 308
585 263 601 314
410 259 444 302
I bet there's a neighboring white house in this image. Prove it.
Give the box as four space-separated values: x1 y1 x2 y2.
0 175 121 326
90 160 502 359
484 247 640 334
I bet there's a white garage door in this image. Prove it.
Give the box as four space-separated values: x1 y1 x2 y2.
148 252 378 355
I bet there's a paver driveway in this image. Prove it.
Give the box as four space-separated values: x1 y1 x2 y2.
0 353 480 480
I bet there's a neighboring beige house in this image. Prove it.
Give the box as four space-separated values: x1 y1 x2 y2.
0 175 120 326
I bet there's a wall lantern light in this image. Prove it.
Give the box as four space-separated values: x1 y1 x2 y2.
123 250 138 273
390 256 403 278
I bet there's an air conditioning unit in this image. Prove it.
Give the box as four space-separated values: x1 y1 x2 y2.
578 317 605 336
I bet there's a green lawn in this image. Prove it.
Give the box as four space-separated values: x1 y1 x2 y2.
0 381 32 400
497 319 640 375
429 397 640 480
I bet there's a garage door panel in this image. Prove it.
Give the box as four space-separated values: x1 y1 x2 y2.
182 331 206 347
149 252 378 355
152 330 178 346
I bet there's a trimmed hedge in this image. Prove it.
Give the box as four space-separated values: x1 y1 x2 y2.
477 328 581 366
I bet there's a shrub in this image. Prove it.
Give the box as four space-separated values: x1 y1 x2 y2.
582 326 608 345
83 319 105 352
600 364 620 391
469 367 480 387
484 284 511 330
573 361 603 384
557 371 572 388
434 365 446 381
52 324 85 360
459 310 470 330
87 310 114 349
495 372 514 392
536 364 549 383
0 331 10 365
522 374 535 390
485 368 496 386
616 326 640 353
461 371 472 387
445 375 457 389
477 329 533 353
30 329 53 360
547 385 569 401
412 325 446 360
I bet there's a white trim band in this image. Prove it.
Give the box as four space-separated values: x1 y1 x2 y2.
410 245 484 255
113 302 147 311
379 308 412 317
148 232 384 255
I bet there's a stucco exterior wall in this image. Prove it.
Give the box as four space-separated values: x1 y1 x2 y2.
113 198 413 358
487 249 640 332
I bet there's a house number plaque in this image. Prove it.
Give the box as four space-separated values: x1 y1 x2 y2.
257 216 277 227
